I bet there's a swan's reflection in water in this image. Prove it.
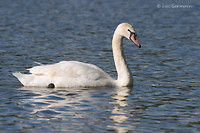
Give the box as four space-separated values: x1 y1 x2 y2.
18 86 135 132
18 87 95 119
109 87 134 133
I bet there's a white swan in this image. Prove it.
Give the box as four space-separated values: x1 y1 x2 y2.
13 23 141 88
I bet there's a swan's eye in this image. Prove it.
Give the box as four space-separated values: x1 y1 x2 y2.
128 29 137 40
128 29 133 33
128 29 135 36
128 29 135 34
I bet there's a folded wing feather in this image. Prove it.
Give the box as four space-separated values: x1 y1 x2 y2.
28 61 110 80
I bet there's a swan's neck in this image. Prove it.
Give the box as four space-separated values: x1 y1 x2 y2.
112 33 133 86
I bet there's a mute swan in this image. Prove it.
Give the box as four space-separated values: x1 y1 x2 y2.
13 23 141 88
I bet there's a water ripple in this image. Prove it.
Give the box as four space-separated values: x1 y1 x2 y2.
0 0 200 132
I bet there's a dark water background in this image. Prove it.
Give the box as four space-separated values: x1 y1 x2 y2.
0 0 200 132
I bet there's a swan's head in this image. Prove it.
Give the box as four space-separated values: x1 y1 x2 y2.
116 23 141 48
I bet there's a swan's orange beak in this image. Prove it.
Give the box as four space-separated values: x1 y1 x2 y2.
130 34 141 48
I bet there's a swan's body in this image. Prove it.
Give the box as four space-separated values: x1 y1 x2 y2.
13 23 141 88
13 61 115 87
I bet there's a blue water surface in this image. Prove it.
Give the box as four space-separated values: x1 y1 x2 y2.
0 0 200 132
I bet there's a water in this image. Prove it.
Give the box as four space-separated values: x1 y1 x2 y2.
0 0 200 132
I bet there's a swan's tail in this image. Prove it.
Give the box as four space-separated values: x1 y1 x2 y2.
13 72 33 86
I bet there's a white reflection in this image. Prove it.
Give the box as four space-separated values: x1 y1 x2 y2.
18 86 135 132
18 87 93 119
109 87 133 133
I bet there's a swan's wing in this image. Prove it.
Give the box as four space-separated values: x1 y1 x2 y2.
28 61 111 80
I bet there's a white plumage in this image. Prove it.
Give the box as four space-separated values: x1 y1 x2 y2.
13 61 114 87
13 23 141 88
